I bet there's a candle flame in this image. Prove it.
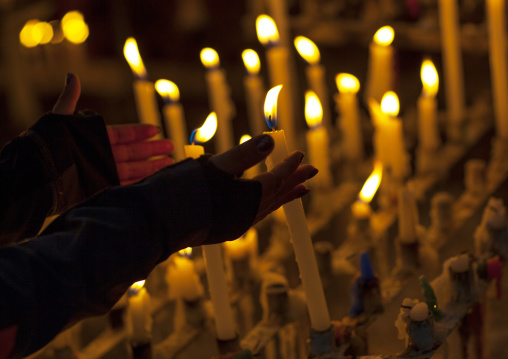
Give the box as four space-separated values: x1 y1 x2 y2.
240 134 252 144
155 79 180 102
178 247 192 257
373 26 394 47
123 37 147 79
421 59 439 97
336 73 360 94
264 85 283 130
200 47 220 69
294 36 320 65
191 112 217 144
359 161 383 203
256 15 279 46
62 11 88 44
242 49 261 75
20 19 41 48
305 91 323 129
34 21 53 44
381 91 399 117
129 280 146 295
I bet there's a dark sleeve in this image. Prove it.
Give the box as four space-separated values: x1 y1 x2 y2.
0 157 261 358
0 111 119 245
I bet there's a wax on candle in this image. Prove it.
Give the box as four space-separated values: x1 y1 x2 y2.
127 280 152 343
123 38 162 135
365 26 395 103
418 59 441 152
335 73 364 161
450 254 469 273
242 49 266 136
155 79 188 162
200 47 235 153
167 248 204 302
263 85 331 332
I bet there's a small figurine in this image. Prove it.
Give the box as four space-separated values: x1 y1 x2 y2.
419 275 444 321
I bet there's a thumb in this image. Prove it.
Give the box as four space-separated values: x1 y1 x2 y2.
52 73 81 114
209 134 274 176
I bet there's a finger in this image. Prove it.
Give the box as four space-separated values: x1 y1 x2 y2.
276 164 317 196
254 185 310 224
52 73 81 114
112 139 173 162
107 124 161 145
209 134 274 176
115 157 173 182
254 151 305 197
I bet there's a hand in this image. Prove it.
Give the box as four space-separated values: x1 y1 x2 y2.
52 73 174 185
210 134 317 225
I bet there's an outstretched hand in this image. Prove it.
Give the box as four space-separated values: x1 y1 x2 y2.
210 134 317 225
52 73 174 185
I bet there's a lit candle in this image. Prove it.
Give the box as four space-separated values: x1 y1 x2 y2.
242 49 266 136
365 26 395 103
200 47 235 154
335 73 364 161
418 59 441 152
304 90 332 190
256 15 298 151
183 115 236 340
123 38 162 137
155 79 188 162
438 0 465 129
127 280 152 343
486 0 508 139
263 85 331 332
239 135 261 178
223 228 258 262
398 187 419 244
351 161 383 220
167 248 204 302
294 36 332 133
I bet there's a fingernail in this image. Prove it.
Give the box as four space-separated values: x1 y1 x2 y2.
257 135 274 154
297 188 311 198
308 168 319 179
66 73 72 86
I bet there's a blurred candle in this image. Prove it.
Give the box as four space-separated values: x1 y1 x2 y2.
486 0 508 139
256 15 297 151
398 187 419 244
123 38 162 137
223 228 258 262
335 73 364 161
167 248 204 302
127 280 152 343
239 135 261 178
305 90 332 190
155 79 188 162
351 161 383 220
438 0 465 129
263 85 331 332
418 59 441 152
365 26 395 103
183 115 236 340
242 49 266 136
200 47 235 153
294 36 332 132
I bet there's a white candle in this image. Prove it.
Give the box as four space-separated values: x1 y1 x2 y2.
438 0 465 126
398 187 419 244
123 38 162 137
239 135 261 179
418 59 441 152
264 85 331 332
167 248 204 301
127 280 152 343
183 116 236 340
335 73 364 161
242 49 266 136
200 48 236 154
294 36 332 133
486 0 508 139
365 26 395 103
155 79 188 162
256 15 298 151
304 90 332 190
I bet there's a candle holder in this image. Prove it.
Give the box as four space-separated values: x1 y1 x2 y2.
217 336 241 356
130 340 152 359
404 312 435 354
309 325 338 358
265 282 289 324
427 192 455 249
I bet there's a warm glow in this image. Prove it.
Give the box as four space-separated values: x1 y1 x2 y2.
20 20 40 48
264 85 283 130
194 112 217 143
62 11 88 44
240 134 252 144
381 91 400 117
421 59 439 97
123 37 147 79
242 49 260 75
200 47 220 69
130 280 146 292
33 21 53 44
256 15 280 46
305 91 323 129
49 21 64 44
336 73 360 94
178 247 192 257
294 36 321 65
155 79 180 102
373 26 395 47
359 161 383 203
